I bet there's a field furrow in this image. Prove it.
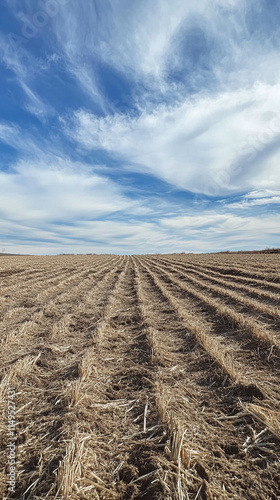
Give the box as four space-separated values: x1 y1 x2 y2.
133 257 280 499
145 257 280 350
0 257 123 499
142 258 280 400
151 257 280 329
0 255 113 314
139 258 266 394
173 260 280 292
168 256 280 284
0 256 93 289
0 253 279 500
0 257 120 344
49 258 168 499
155 256 280 303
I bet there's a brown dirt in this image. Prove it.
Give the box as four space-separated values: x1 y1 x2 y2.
0 253 280 499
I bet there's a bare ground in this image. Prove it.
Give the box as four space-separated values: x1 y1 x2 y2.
0 253 280 499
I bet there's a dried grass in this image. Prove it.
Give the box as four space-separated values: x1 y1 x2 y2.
78 348 96 381
150 259 280 350
65 379 84 408
56 432 90 497
242 403 280 440
140 261 246 385
0 353 40 401
1 253 280 499
162 257 280 303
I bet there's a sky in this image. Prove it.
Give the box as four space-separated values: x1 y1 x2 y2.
0 0 280 255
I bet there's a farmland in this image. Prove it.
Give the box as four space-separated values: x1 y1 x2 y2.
0 253 280 500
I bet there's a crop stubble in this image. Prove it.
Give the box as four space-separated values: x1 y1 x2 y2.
0 253 280 499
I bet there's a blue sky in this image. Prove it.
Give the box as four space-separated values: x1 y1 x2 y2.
0 0 280 254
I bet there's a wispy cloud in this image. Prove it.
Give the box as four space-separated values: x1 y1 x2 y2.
231 197 280 209
160 211 280 249
52 0 197 96
52 0 280 104
227 190 280 209
0 0 280 253
68 81 280 196
0 121 44 157
0 159 134 222
1 207 279 255
0 32 54 118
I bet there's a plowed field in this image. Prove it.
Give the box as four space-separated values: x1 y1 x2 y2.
1 253 280 499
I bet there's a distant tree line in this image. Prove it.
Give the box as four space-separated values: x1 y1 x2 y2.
219 248 280 254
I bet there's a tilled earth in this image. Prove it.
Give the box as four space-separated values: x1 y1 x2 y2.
0 253 280 499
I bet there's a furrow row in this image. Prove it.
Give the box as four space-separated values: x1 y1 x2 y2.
155 256 280 302
51 258 167 499
142 259 280 402
0 257 106 316
145 257 280 351
0 257 122 362
168 255 280 284
134 257 280 499
0 259 125 499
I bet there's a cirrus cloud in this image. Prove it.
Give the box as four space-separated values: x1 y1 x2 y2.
68 81 280 196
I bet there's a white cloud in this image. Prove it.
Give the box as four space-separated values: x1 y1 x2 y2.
52 0 203 92
0 159 133 223
51 0 280 107
0 215 182 255
159 211 280 248
50 0 251 111
1 0 280 255
229 197 280 209
94 0 207 80
245 189 280 199
68 81 280 196
1 209 279 256
0 34 54 118
0 122 45 156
